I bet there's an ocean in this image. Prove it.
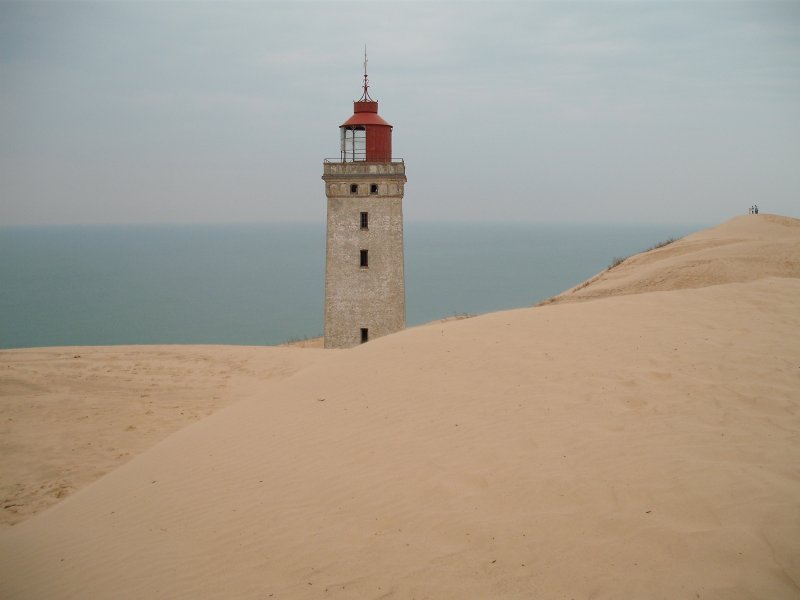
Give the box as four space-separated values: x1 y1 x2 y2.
0 222 702 349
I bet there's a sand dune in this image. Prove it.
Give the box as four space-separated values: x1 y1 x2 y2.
0 345 325 526
546 213 800 303
1 214 798 599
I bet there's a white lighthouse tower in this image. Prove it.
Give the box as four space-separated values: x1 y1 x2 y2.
321 55 407 349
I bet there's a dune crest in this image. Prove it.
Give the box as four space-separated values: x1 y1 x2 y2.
0 345 325 526
545 213 800 303
1 214 799 599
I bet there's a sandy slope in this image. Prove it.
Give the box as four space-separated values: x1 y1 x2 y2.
545 213 800 303
1 214 799 599
0 345 325 526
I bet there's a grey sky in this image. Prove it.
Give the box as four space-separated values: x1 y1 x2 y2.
1 1 798 225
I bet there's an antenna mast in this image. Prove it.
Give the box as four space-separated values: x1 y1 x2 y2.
360 45 373 101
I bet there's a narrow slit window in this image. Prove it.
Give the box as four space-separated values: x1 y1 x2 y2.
370 184 378 195
350 184 358 194
360 328 369 343
360 212 369 230
360 249 369 268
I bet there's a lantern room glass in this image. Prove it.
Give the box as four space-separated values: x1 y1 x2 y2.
341 126 366 162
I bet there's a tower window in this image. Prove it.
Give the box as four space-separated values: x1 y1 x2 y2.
360 249 369 268
370 184 378 195
360 212 368 230
361 328 369 343
350 184 358 194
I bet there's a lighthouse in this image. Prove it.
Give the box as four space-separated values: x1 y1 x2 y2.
322 54 407 349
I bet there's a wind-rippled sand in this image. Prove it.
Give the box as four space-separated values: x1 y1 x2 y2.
1 214 799 599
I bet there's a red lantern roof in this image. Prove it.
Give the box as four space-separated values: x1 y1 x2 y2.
340 101 392 128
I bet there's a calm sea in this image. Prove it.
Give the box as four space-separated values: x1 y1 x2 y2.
0 222 702 349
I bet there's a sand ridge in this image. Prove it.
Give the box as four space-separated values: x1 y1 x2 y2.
0 345 325 526
1 213 798 599
545 213 800 303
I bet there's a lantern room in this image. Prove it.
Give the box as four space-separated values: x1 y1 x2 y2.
339 55 393 163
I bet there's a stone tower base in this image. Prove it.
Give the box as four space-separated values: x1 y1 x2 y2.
322 161 406 349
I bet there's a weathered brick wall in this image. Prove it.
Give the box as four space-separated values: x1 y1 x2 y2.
322 162 406 349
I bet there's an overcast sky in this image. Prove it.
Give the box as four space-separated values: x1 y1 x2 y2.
1 1 798 225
